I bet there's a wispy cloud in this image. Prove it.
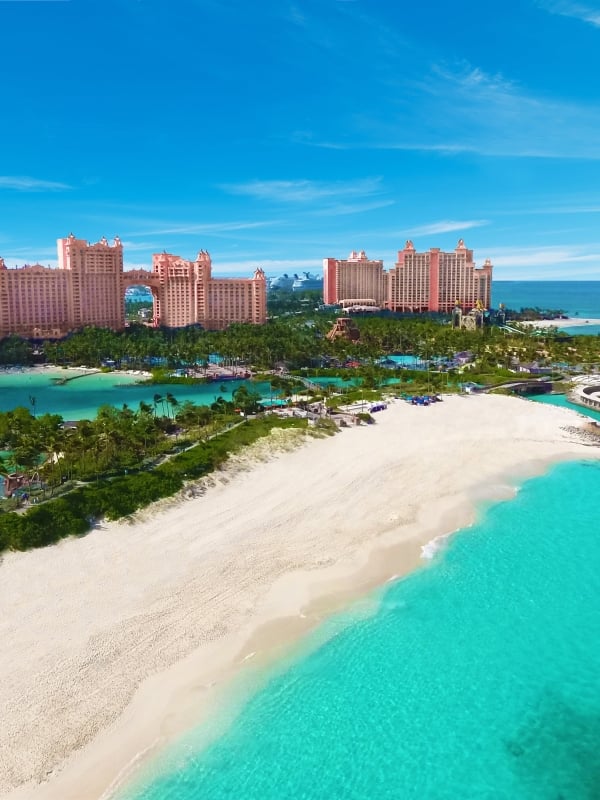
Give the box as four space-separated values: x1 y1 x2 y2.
490 244 600 268
312 199 395 216
493 201 600 217
285 3 307 27
0 175 71 191
119 241 162 253
407 219 489 237
293 132 470 154
220 178 384 203
298 59 600 160
124 220 279 237
538 1 600 27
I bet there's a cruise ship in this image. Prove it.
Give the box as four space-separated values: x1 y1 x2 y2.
292 272 322 292
268 273 296 291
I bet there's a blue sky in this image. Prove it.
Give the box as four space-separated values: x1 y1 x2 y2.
2 0 600 280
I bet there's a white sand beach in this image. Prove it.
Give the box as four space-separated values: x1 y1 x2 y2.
1 395 599 800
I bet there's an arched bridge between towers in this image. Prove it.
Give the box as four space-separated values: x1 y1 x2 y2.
123 269 162 289
123 270 161 326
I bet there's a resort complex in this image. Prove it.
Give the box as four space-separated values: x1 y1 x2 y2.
0 235 267 338
323 240 493 313
4 4 600 798
0 234 496 339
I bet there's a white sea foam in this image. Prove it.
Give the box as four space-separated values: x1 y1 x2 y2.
98 737 162 800
421 532 454 560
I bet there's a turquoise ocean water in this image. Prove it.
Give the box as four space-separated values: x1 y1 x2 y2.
117 458 600 800
493 281 600 335
1 283 598 796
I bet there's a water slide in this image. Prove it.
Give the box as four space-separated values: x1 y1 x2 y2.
498 324 526 335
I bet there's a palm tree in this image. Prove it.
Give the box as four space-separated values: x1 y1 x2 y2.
165 392 178 419
153 393 164 418
138 400 153 417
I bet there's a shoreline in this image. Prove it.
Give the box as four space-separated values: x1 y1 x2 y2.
519 316 600 328
1 395 599 800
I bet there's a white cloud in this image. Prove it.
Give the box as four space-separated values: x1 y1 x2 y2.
0 176 71 191
220 178 384 203
285 3 307 26
119 241 162 253
293 133 473 154
124 220 279 237
299 59 600 160
313 199 395 216
538 1 600 26
490 245 600 268
494 202 600 217
407 219 489 237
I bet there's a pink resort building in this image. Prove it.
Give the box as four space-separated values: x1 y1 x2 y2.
0 236 267 338
146 250 266 329
323 240 493 313
323 250 386 308
389 239 493 313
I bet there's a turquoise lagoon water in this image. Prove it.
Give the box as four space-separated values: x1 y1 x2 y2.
118 459 600 800
530 392 600 423
0 369 377 419
308 376 358 388
0 369 274 420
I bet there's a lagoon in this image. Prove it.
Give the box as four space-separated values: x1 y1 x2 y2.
530 392 600 423
0 368 274 420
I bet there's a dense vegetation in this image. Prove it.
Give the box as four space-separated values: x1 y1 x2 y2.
125 298 153 323
1 308 598 555
1 309 597 373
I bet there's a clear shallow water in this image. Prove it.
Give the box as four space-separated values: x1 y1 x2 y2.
0 369 395 419
0 369 273 420
560 324 600 337
530 392 600 423
118 459 600 800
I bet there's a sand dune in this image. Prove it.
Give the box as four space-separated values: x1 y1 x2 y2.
1 394 598 800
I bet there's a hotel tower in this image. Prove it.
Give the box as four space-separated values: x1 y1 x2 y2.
323 240 492 313
389 239 492 313
323 250 386 307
